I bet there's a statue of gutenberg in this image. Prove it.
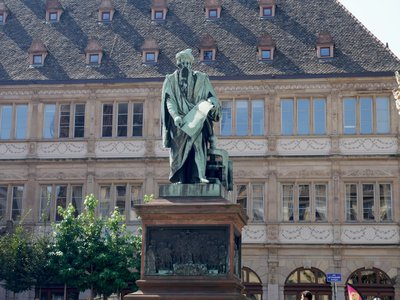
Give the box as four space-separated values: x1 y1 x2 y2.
161 49 221 184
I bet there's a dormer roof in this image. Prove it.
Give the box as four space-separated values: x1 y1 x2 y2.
258 33 275 48
141 38 159 51
316 33 334 46
151 0 167 9
28 40 47 54
45 0 63 10
199 34 217 49
85 39 102 53
99 0 114 10
204 0 221 8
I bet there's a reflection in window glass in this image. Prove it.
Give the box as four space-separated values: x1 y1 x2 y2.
252 184 264 222
360 97 372 134
55 185 67 221
281 99 293 135
313 99 326 135
297 99 310 135
40 185 51 222
129 185 142 220
379 184 392 221
346 184 357 221
315 184 327 221
99 186 111 218
362 184 375 221
376 96 390 133
237 185 247 216
236 100 248 136
43 104 56 138
132 103 143 137
298 185 310 221
0 105 12 139
116 185 126 215
221 101 232 136
11 186 23 221
343 98 356 134
299 269 316 283
74 104 85 138
16 105 28 139
102 104 113 137
71 186 83 217
0 186 7 221
252 100 264 136
117 103 128 137
282 184 294 221
59 104 70 138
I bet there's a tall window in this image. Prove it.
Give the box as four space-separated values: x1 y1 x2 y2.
343 96 390 134
39 184 83 222
281 183 327 222
220 99 264 136
236 183 265 222
102 102 144 138
43 103 85 138
98 183 142 221
0 185 24 222
0 104 28 140
345 182 392 222
281 98 326 135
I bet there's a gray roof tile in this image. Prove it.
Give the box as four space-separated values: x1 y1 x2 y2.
0 0 399 82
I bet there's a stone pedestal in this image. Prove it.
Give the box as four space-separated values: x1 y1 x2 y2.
124 184 248 300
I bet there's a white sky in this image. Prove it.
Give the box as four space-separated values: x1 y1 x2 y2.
337 0 400 59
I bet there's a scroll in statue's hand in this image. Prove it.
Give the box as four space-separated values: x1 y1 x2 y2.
174 116 183 127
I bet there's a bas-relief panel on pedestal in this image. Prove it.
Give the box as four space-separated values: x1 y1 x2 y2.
242 224 399 244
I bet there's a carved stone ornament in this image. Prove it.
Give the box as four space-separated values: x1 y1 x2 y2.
393 71 400 114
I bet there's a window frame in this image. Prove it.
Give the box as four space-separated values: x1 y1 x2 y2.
97 183 143 221
33 54 43 66
101 11 111 22
280 97 327 136
49 11 58 22
344 182 393 222
42 102 86 139
342 95 391 135
0 103 29 140
262 6 273 17
219 98 265 137
0 184 24 223
39 184 84 222
101 101 144 138
281 182 328 222
235 182 266 223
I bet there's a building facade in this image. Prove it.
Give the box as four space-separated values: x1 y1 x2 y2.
0 0 399 300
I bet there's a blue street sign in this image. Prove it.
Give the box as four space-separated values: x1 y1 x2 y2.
327 273 341 282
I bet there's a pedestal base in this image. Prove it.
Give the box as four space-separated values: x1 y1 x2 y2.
124 278 248 300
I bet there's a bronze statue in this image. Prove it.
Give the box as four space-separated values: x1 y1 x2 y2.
161 49 221 184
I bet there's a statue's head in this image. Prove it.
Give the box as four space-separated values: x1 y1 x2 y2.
176 49 194 78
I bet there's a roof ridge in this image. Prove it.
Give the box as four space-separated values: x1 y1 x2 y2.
334 0 400 64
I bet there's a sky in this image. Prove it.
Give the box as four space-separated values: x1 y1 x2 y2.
337 0 400 59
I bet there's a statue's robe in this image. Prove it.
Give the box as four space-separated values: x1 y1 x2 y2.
161 70 221 183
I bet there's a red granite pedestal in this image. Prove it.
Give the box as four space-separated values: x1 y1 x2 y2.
124 184 248 300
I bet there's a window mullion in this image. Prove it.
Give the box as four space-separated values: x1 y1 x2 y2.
128 102 133 137
113 102 117 137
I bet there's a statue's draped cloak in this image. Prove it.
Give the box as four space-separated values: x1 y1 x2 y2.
161 70 220 182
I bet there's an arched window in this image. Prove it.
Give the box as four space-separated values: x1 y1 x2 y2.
346 268 394 300
284 267 332 300
242 267 263 300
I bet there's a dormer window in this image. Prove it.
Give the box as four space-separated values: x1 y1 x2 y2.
28 40 48 67
141 38 159 64
205 0 221 19
259 0 276 18
199 34 217 62
151 0 168 21
257 33 275 61
85 39 103 65
98 0 115 23
45 0 63 23
0 2 8 25
316 33 334 59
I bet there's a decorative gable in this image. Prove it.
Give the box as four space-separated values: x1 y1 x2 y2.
316 33 334 58
257 33 276 61
204 0 221 19
45 0 63 23
258 0 276 18
141 38 159 63
28 40 48 67
85 39 103 65
98 0 115 23
199 34 217 62
0 2 10 25
151 0 168 21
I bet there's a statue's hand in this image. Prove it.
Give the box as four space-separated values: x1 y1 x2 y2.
174 116 183 127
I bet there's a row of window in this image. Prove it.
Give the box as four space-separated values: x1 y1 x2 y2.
1 181 392 224
0 96 391 140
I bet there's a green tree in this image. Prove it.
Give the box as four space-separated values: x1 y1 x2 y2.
0 225 36 300
49 204 82 300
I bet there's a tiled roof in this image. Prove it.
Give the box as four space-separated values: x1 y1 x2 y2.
0 0 399 82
